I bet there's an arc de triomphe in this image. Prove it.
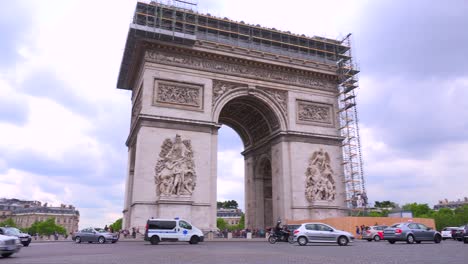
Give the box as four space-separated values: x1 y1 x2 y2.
117 2 350 231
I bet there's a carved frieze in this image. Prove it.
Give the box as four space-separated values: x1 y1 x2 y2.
305 149 336 202
131 89 142 127
257 87 288 113
154 80 203 111
297 100 334 126
212 80 247 105
154 134 197 197
145 48 337 91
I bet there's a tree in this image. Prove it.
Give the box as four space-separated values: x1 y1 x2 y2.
216 218 227 230
402 203 433 218
110 218 122 232
374 200 398 209
27 218 66 236
217 200 239 209
0 218 17 227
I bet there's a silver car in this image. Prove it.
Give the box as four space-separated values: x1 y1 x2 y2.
293 222 355 246
72 228 118 244
0 234 21 258
383 222 442 244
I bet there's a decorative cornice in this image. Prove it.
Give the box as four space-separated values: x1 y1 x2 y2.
144 44 338 91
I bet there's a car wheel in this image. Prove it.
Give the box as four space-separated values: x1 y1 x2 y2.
98 236 106 244
268 235 277 244
297 236 308 246
75 236 81 243
338 236 349 246
388 240 396 244
1 253 13 258
189 236 199 245
373 235 381 242
463 238 468 244
150 236 160 245
406 234 415 244
22 242 30 247
434 235 442 244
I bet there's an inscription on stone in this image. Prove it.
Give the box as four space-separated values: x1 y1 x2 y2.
154 80 203 110
297 100 333 125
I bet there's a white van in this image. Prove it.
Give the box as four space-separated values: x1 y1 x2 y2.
144 218 204 245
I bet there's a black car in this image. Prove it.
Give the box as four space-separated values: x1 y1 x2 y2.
453 225 467 241
0 227 32 247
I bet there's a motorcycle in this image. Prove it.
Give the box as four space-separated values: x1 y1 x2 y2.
268 229 295 244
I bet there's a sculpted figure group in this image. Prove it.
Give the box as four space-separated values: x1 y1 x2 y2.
305 149 336 202
155 135 197 196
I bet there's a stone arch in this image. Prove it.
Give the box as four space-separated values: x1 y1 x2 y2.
212 87 288 149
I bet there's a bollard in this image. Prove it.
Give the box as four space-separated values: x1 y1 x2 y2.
246 232 252 239
227 232 232 239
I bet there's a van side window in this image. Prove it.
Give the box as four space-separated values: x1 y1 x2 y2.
149 221 177 230
179 220 192 230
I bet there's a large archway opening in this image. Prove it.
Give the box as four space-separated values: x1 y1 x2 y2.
216 95 282 230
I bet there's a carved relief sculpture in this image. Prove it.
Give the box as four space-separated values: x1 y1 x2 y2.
297 101 333 125
154 80 203 110
155 134 197 197
257 87 288 113
212 80 247 105
305 149 336 202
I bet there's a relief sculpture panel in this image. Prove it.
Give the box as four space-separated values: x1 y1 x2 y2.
212 79 247 105
154 134 197 197
154 80 203 111
297 100 334 126
305 149 336 202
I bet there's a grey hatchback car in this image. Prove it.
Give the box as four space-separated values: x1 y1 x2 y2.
293 223 355 246
383 222 442 244
72 228 118 244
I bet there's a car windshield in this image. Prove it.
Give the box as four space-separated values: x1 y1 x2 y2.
95 228 106 233
4 228 21 236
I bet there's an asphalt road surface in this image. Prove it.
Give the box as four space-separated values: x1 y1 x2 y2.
2 239 467 264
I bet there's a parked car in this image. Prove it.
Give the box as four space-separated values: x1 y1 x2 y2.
463 225 468 244
0 234 21 258
441 226 459 240
453 225 467 241
383 222 442 244
0 227 32 247
72 228 119 244
293 222 354 246
362 225 387 242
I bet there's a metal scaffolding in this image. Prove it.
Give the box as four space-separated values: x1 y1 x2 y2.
336 34 367 209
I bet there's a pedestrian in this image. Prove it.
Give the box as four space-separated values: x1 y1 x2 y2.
132 227 136 238
104 225 109 232
355 226 360 237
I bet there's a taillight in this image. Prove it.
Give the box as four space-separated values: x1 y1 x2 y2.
395 229 402 234
294 230 299 235
366 230 371 234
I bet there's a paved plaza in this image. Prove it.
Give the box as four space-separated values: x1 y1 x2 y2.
2 239 467 264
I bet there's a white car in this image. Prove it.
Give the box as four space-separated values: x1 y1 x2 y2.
441 227 458 240
144 218 204 245
293 222 355 246
0 234 21 258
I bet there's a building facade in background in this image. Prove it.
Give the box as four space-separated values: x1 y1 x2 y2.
0 198 80 234
434 198 468 210
217 208 243 225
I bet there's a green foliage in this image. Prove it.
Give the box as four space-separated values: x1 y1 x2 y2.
217 200 239 209
0 218 17 228
110 218 122 232
216 218 227 230
374 201 398 208
27 218 66 236
402 203 433 218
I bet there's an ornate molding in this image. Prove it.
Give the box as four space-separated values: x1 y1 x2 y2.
131 89 142 127
153 79 204 111
257 86 288 114
154 134 197 197
296 100 334 126
212 79 247 105
305 149 336 202
145 47 337 91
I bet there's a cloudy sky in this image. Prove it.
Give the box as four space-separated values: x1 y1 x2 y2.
1 0 467 228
